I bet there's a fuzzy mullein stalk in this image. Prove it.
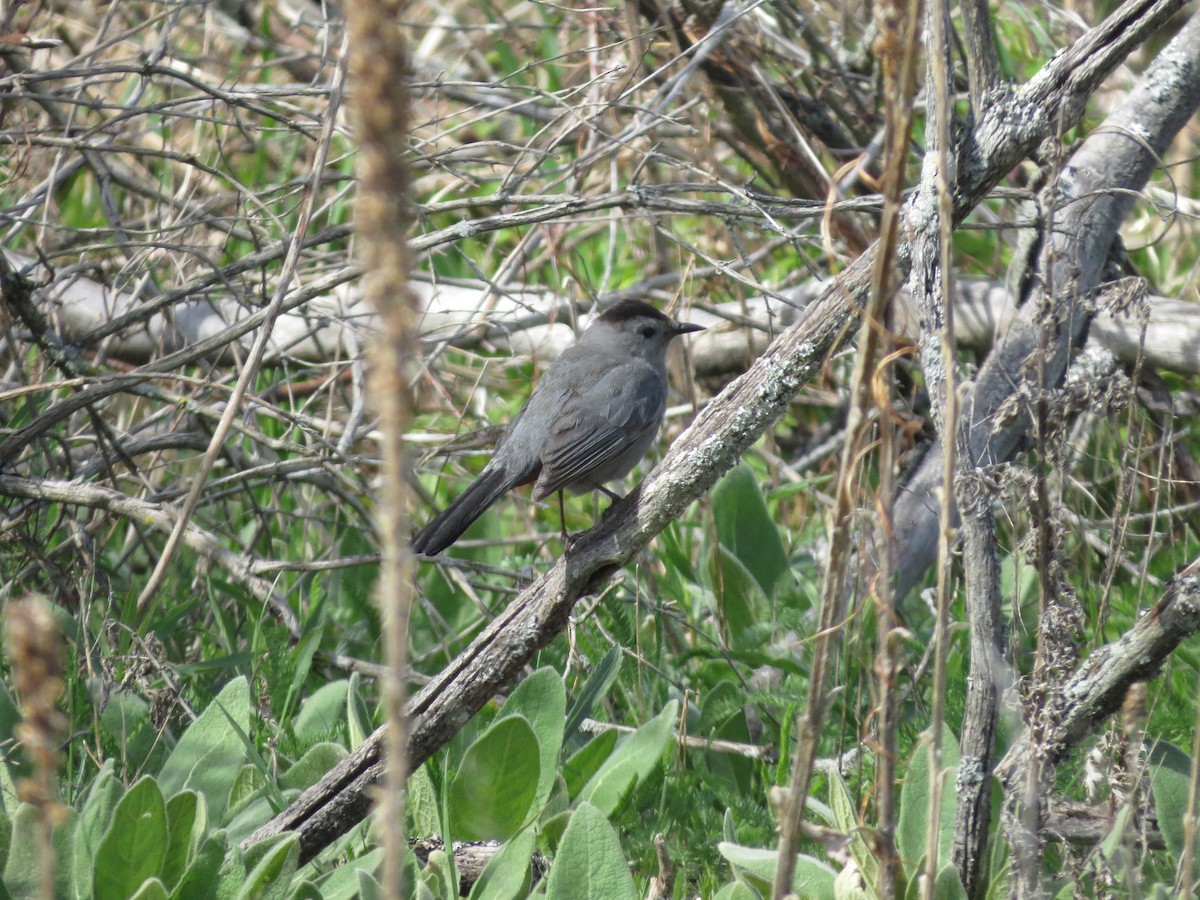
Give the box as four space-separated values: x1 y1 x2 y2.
6 596 68 900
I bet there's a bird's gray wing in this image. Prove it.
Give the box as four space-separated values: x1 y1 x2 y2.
533 360 666 499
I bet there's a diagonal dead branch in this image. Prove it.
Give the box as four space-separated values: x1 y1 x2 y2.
995 557 1200 782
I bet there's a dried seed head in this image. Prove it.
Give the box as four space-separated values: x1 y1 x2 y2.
6 595 67 820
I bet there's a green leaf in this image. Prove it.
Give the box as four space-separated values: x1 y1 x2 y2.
280 627 325 727
162 790 207 891
540 774 569 828
934 864 967 899
447 715 540 841
717 843 837 898
234 833 299 900
580 701 677 817
0 686 19 751
502 668 566 811
169 832 227 900
712 464 789 596
564 647 621 746
213 838 247 900
96 683 168 775
563 728 618 800
356 869 383 900
829 771 879 891
468 828 535 900
289 882 323 900
347 673 372 752
425 848 455 900
226 794 292 848
700 681 753 796
540 810 571 854
544 803 636 900
713 881 760 900
1149 738 1193 858
313 848 385 900
228 764 268 817
1098 801 1135 861
722 808 736 844
292 680 348 747
0 804 9 881
3 802 76 899
280 743 347 792
407 765 440 839
129 877 170 900
711 547 772 651
897 727 960 875
94 776 169 900
73 757 121 900
159 676 252 823
697 680 744 733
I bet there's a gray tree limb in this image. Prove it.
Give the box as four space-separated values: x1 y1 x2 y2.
994 557 1200 782
892 7 1200 603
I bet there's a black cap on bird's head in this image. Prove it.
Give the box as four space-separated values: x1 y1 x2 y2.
597 299 673 325
595 300 704 335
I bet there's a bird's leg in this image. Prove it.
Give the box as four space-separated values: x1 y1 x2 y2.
597 484 625 522
558 491 571 547
563 486 627 548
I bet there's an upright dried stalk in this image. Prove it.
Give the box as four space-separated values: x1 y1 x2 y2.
7 596 67 900
771 0 924 893
344 1 419 895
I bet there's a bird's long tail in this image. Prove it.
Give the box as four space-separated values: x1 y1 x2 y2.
411 466 517 556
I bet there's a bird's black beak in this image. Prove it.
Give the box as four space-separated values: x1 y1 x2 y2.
673 321 705 335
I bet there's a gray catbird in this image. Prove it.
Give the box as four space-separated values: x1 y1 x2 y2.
412 300 703 557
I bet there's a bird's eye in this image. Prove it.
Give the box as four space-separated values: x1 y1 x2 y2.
640 325 656 339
